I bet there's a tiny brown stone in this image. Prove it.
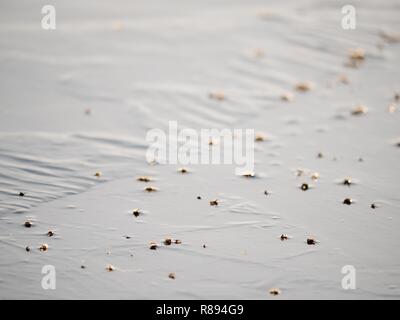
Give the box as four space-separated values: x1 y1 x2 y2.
145 186 158 192
178 167 189 174
94 171 102 177
39 244 49 252
351 105 368 116
24 221 33 228
19 192 25 197
210 199 219 206
343 198 353 205
301 183 309 191
149 242 158 250
241 171 256 178
306 237 316 245
106 264 115 272
132 208 141 217
280 234 289 241
168 272 176 279
46 230 54 237
343 177 352 186
137 176 152 182
295 82 313 92
174 239 182 245
164 238 172 246
269 288 281 296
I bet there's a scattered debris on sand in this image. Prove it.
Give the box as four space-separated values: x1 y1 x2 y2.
39 244 49 252
255 133 268 142
168 272 176 279
240 171 256 178
343 177 352 186
149 242 158 250
306 237 317 245
145 186 158 192
295 81 313 92
210 199 219 206
311 172 320 180
351 105 368 116
269 288 281 296
209 91 225 101
137 176 152 182
280 234 289 241
106 264 115 272
281 92 294 102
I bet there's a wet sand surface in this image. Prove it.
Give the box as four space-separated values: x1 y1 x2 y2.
0 0 400 299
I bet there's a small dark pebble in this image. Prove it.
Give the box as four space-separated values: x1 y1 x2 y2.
175 239 182 244
210 199 219 206
24 221 33 228
19 192 25 197
317 152 323 158
264 190 269 195
300 183 309 191
269 288 281 296
46 230 54 237
132 208 141 217
371 203 377 209
25 246 30 252
81 265 86 269
197 196 202 200
39 244 49 252
306 237 317 245
164 238 172 246
149 242 158 250
343 198 353 205
124 235 131 239
343 177 352 186
203 244 207 248
168 272 176 279
280 234 289 241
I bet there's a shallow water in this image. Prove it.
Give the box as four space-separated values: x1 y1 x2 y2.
0 0 399 299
